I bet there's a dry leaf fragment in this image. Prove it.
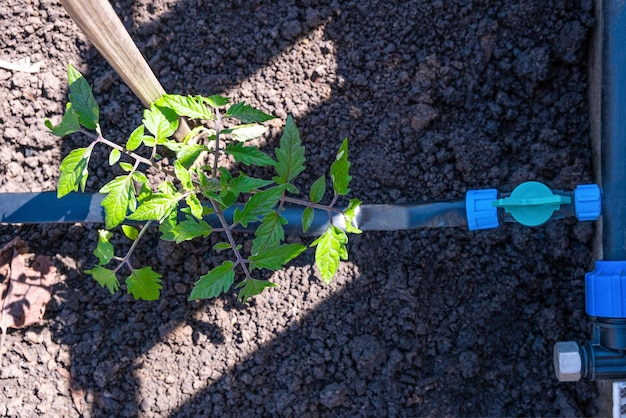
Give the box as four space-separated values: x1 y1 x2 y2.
0 237 56 361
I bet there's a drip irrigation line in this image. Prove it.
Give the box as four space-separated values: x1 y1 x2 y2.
0 192 469 234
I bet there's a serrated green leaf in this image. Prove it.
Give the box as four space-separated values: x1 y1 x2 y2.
109 148 121 166
309 175 326 203
99 175 134 229
203 95 231 108
226 101 275 123
225 142 276 167
126 125 144 151
57 147 92 198
67 64 99 130
165 143 209 169
174 160 193 191
46 103 80 137
126 266 162 301
185 193 203 220
229 123 267 142
249 243 306 271
343 198 362 234
157 94 213 120
273 115 305 185
213 242 231 251
127 194 180 222
86 265 119 294
122 225 139 240
157 181 177 197
189 261 235 300
251 212 287 255
233 186 284 227
158 211 177 241
302 207 315 233
330 138 352 196
143 104 179 143
94 230 114 265
310 225 348 284
236 278 277 303
229 173 274 195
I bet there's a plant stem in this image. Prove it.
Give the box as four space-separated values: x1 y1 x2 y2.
79 128 175 177
209 198 252 279
112 221 153 275
212 108 222 178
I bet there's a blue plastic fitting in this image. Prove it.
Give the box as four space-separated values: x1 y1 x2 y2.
574 184 602 221
586 260 626 318
465 189 499 231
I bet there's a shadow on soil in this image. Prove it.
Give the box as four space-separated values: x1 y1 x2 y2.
40 0 598 416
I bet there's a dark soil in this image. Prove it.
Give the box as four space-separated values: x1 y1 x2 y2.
0 0 599 416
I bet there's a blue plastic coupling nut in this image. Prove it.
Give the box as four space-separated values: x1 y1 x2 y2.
586 261 626 318
574 184 602 221
466 189 499 231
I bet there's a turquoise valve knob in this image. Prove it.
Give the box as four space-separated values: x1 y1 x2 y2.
492 181 571 227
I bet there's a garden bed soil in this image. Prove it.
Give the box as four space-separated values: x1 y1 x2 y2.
0 0 599 416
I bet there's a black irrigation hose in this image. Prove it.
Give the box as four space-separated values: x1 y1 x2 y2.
0 192 468 234
600 0 626 261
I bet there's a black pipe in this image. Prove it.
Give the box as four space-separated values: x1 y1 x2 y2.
0 192 470 234
600 0 626 260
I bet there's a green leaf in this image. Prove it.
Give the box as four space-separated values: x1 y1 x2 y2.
273 115 305 185
174 160 193 191
157 94 213 120
167 216 212 244
119 162 134 172
99 175 134 229
45 103 80 136
330 138 352 196
302 207 315 234
189 261 235 300
127 194 180 222
122 225 139 240
225 142 276 167
229 123 267 142
109 148 121 166
213 242 231 251
233 186 284 227
236 278 277 303
86 265 119 294
251 212 287 255
226 102 275 123
142 104 179 143
203 95 231 108
67 64 99 130
126 125 144 151
343 198 362 234
126 267 162 301
158 181 177 197
185 193 203 220
57 146 92 198
310 225 348 284
249 243 306 271
309 175 326 203
174 144 208 169
94 230 114 265
158 211 177 241
229 173 274 195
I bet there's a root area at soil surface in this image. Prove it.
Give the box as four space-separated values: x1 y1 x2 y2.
1 0 599 416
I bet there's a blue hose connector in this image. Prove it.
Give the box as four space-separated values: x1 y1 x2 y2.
586 260 626 318
574 184 602 221
466 189 499 231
